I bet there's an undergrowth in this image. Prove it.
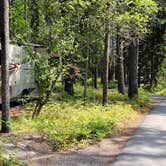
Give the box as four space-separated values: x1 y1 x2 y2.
12 84 150 151
153 80 166 96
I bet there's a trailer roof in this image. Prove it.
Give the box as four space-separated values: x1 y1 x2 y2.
23 43 44 48
0 43 44 49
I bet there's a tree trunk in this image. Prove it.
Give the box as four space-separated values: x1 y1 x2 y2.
64 67 75 96
117 32 125 94
0 0 11 133
109 34 116 82
138 65 142 87
150 54 155 90
93 60 98 89
128 38 138 98
124 57 128 85
83 53 89 104
64 78 74 96
102 3 111 105
100 69 103 84
109 57 116 82
30 0 39 41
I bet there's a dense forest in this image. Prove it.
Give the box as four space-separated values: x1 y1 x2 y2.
0 0 165 165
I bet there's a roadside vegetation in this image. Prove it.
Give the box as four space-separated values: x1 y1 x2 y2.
153 81 166 96
12 84 150 151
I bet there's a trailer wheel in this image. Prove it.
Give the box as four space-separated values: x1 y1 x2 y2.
20 89 30 104
21 89 29 98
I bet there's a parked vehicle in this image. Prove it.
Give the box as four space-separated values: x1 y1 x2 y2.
0 43 42 103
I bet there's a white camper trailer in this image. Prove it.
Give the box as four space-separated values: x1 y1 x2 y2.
0 43 39 102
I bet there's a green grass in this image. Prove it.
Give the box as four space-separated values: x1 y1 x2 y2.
86 79 117 89
152 80 166 96
154 87 166 96
154 89 166 96
12 84 150 151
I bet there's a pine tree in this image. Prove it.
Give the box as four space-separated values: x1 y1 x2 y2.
0 0 11 133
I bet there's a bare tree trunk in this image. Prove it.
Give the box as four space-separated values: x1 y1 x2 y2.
117 31 125 94
0 0 11 133
128 38 138 98
109 56 116 82
83 52 89 104
109 34 116 82
102 3 111 105
150 54 156 90
64 67 75 96
100 69 103 84
93 60 98 89
124 56 128 85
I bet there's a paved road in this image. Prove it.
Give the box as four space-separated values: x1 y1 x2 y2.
113 96 166 166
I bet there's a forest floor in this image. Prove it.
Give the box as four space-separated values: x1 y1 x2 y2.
0 103 152 166
0 87 161 166
26 112 146 166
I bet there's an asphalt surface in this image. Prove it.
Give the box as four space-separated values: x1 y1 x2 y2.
113 96 166 166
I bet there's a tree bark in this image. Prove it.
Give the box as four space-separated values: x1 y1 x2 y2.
0 0 11 133
102 3 111 105
93 60 98 89
83 52 89 104
124 57 128 85
117 32 125 94
150 54 157 90
100 69 103 84
64 78 74 96
109 34 116 82
128 38 138 98
30 0 39 41
64 67 75 96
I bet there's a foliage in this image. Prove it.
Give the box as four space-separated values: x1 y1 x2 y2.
139 0 166 89
154 80 166 95
155 88 166 96
9 0 160 111
116 0 158 39
4 0 164 144
12 85 150 151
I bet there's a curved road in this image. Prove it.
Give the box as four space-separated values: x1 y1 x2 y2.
113 96 166 166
